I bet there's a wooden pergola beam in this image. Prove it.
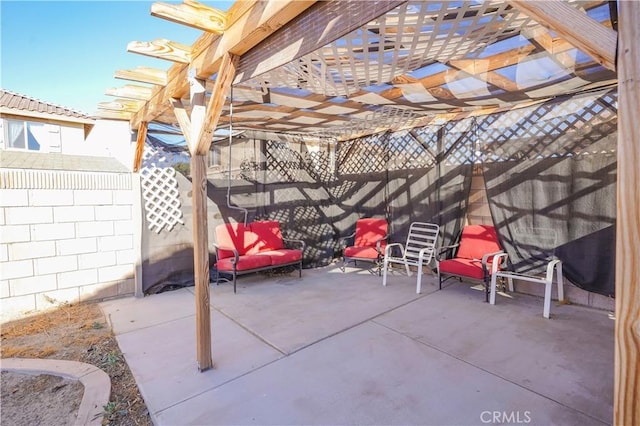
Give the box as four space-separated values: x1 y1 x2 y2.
115 67 168 86
127 38 192 63
97 99 145 113
105 85 153 101
235 1 406 82
169 98 193 149
195 53 239 155
615 2 640 424
132 121 148 173
151 0 226 34
130 0 317 129
509 0 617 71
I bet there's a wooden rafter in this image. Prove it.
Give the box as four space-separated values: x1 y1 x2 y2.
151 0 226 34
115 67 168 86
97 99 145 113
132 121 148 173
236 1 406 82
195 53 239 155
130 0 317 128
127 38 192 63
169 98 193 148
509 0 617 71
105 85 153 101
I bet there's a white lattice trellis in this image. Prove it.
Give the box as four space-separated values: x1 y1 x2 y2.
141 166 184 233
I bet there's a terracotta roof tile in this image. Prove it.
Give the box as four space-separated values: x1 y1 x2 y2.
0 89 92 119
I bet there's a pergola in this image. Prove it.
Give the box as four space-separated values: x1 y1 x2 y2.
96 1 639 423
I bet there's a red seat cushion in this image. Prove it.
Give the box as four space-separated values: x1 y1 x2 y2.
456 225 501 260
216 255 272 272
438 258 486 280
354 218 388 249
256 249 302 265
248 221 285 254
215 223 252 259
344 246 380 260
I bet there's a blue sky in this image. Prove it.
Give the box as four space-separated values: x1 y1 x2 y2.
1 1 233 115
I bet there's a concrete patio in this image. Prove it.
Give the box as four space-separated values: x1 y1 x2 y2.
100 264 614 425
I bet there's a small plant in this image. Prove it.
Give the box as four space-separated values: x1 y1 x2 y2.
103 401 117 416
101 350 122 367
173 162 190 177
91 321 104 329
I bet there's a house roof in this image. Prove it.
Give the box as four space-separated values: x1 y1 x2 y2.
0 89 95 127
0 150 129 173
96 0 618 143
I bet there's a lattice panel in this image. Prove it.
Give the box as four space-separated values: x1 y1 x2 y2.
477 89 618 162
337 135 388 175
439 119 477 166
303 150 334 183
251 1 535 97
140 166 184 233
265 141 303 182
387 130 437 171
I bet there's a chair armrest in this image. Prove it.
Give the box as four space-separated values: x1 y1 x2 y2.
481 251 505 274
437 243 459 260
375 234 390 253
384 242 404 257
283 238 306 253
212 243 240 264
490 252 509 274
338 231 356 248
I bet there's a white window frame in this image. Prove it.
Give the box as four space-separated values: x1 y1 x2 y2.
1 118 49 152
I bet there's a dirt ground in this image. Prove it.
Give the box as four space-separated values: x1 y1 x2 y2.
0 301 152 426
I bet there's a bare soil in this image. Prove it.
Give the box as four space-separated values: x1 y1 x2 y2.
1 371 84 425
0 302 152 426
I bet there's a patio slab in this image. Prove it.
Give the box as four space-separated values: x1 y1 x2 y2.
100 264 614 425
376 282 614 424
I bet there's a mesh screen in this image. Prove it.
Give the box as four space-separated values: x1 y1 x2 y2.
479 88 617 296
207 88 616 295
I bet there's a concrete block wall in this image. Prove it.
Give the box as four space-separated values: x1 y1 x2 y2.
466 170 615 312
0 169 135 322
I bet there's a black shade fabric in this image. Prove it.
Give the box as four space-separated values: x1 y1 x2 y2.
479 88 617 296
210 124 475 268
204 88 617 297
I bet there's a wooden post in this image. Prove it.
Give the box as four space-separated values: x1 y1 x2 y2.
189 75 214 372
615 1 640 424
191 153 213 371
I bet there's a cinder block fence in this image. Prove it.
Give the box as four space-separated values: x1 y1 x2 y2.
0 168 135 322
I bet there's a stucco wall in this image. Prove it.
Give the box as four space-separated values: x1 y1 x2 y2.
0 169 135 322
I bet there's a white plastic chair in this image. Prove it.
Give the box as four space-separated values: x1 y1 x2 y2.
489 227 565 319
382 222 440 294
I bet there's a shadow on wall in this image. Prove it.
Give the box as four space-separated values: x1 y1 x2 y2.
0 274 136 325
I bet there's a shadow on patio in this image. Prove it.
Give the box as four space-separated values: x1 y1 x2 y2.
100 264 613 426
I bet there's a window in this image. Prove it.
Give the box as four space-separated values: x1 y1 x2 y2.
2 119 48 151
209 145 222 167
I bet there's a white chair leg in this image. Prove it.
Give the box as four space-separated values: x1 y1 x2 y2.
543 279 553 319
489 273 498 305
507 276 514 292
556 261 565 302
404 261 411 277
382 258 389 287
416 262 423 294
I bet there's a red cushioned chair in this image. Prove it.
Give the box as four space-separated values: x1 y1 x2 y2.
340 218 389 276
437 225 504 302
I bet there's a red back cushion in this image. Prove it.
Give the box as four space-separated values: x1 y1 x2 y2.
456 225 502 260
215 223 250 258
354 218 388 248
247 221 285 254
